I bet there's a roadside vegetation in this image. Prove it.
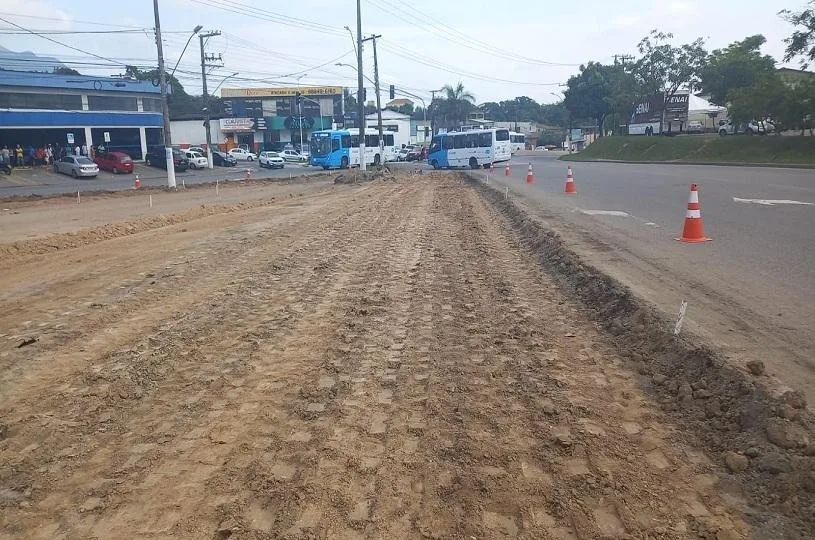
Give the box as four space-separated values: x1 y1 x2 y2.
562 135 815 166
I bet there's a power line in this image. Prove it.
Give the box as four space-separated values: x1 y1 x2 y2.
0 28 188 35
0 16 127 66
0 12 148 29
188 0 346 37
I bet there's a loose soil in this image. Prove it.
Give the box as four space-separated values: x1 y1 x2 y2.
0 172 803 538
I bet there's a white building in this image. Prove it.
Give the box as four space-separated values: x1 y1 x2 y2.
169 119 225 148
365 110 411 148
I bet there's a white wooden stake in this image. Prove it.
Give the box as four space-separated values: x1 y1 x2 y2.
505 186 509 200
673 300 688 335
76 190 80 204
149 194 153 208
216 179 219 196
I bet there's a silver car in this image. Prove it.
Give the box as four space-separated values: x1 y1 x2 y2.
54 155 99 178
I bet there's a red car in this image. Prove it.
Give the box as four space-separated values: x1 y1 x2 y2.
94 151 134 174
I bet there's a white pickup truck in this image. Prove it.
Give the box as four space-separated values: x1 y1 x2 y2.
718 119 775 136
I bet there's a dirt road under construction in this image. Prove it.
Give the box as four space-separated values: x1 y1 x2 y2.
1 173 813 539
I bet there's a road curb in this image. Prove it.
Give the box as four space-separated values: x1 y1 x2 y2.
557 156 815 170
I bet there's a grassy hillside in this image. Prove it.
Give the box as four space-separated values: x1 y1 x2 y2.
563 135 815 166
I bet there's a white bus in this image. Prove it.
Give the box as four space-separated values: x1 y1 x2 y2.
509 131 525 154
348 128 397 166
427 128 512 169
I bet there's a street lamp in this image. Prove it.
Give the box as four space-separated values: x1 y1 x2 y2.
213 71 239 95
171 25 203 80
295 74 308 153
335 63 376 85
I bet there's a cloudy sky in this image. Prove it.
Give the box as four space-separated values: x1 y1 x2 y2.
0 0 807 104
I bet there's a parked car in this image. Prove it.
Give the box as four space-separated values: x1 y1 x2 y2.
259 151 285 169
718 119 775 136
94 151 133 174
54 155 99 178
187 146 206 155
228 148 256 161
534 146 549 151
184 150 208 169
280 149 306 163
145 148 189 171
686 120 704 133
396 146 414 161
212 151 237 167
405 147 424 161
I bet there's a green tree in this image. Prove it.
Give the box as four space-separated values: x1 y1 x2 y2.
53 66 81 76
727 73 789 131
563 62 623 136
123 65 222 119
700 35 776 106
479 101 507 121
539 102 569 128
780 2 815 68
634 30 707 96
432 82 475 129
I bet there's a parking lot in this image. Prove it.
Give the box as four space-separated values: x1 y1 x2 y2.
0 160 320 198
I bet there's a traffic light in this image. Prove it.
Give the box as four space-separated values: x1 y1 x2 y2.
295 91 301 106
389 84 395 100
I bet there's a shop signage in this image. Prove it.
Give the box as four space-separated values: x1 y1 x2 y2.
66 132 74 144
221 86 343 98
219 118 255 131
255 117 267 130
284 116 315 130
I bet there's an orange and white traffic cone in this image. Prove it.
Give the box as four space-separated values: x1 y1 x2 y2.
526 162 534 184
564 166 576 194
677 183 711 243
505 162 511 176
133 174 141 189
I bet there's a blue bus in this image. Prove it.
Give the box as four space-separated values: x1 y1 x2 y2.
427 128 511 169
310 129 396 169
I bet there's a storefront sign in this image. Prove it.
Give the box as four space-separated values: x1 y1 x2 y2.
255 117 267 130
284 116 315 130
219 118 255 132
103 131 111 143
67 132 74 144
221 86 343 98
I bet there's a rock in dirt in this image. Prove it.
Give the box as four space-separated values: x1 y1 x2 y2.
782 390 807 410
755 453 792 474
651 374 668 386
722 451 749 473
715 528 742 540
0 424 7 440
694 389 714 399
216 519 239 538
765 418 810 449
78 497 105 513
745 360 765 376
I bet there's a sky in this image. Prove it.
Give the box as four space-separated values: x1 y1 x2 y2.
0 0 808 105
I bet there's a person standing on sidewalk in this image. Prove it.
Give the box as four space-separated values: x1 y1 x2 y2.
15 145 23 166
1 146 9 166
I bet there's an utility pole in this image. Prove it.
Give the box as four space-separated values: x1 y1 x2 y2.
153 0 175 188
355 0 366 171
362 34 383 162
199 30 221 169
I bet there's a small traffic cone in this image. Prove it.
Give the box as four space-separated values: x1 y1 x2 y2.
526 163 534 184
245 168 252 180
490 162 495 172
505 162 511 176
677 183 711 243
564 166 576 194
133 174 141 189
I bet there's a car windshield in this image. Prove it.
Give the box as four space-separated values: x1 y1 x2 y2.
120 155 132 162
76 157 93 165
268 152 280 157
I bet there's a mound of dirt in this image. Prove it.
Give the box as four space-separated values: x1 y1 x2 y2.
468 173 815 538
333 166 396 184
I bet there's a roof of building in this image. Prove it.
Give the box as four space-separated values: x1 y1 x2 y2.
385 98 413 107
366 110 410 120
0 70 162 94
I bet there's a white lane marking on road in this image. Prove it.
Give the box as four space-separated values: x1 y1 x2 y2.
644 222 660 227
732 197 813 206
577 209 630 217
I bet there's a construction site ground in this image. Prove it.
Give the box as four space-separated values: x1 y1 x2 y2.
0 172 811 539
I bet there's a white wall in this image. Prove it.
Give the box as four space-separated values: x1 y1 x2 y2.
367 113 411 148
169 120 224 147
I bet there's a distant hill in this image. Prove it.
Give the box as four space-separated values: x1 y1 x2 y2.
0 45 67 72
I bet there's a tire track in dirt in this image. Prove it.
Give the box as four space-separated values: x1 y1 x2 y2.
0 174 758 539
0 181 407 537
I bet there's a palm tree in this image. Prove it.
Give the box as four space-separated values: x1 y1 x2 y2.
433 82 476 130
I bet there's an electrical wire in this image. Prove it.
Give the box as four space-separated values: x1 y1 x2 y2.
188 0 346 37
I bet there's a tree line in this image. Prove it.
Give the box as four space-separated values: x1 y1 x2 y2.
564 3 815 136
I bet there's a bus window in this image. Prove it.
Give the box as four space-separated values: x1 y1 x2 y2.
441 136 451 150
429 136 441 153
341 135 351 148
496 129 510 141
331 138 340 152
351 135 359 148
453 135 465 149
463 133 476 148
478 132 492 147
385 134 394 146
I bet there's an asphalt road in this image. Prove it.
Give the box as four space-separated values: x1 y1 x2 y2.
0 161 320 198
488 152 815 399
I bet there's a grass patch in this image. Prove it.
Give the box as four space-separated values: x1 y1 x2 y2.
562 135 815 166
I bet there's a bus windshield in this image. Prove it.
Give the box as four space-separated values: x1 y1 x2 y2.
311 135 332 156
